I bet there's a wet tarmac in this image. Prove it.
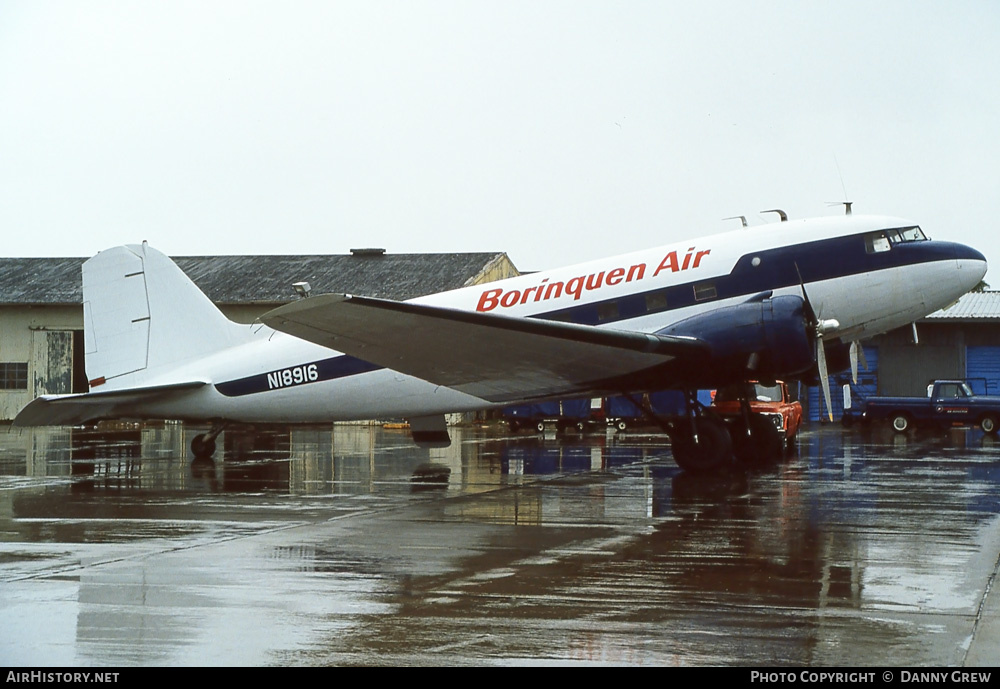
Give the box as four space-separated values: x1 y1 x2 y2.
1 420 999 667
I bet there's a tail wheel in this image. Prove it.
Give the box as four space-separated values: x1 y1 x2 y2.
981 415 999 434
890 413 910 433
191 434 217 458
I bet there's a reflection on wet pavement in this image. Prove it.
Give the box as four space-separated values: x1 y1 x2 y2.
1 421 999 666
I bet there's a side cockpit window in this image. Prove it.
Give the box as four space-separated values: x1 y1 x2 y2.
865 226 927 253
866 232 892 253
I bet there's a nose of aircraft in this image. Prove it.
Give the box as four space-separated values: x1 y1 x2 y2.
953 241 989 292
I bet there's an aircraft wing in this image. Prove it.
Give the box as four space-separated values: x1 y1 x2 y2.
13 381 207 427
261 294 706 402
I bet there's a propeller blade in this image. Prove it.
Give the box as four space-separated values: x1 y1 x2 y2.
817 338 833 422
858 343 868 372
849 341 859 384
797 261 835 421
793 262 818 322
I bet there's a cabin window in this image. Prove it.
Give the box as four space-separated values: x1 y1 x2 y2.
0 362 28 390
597 301 619 322
936 382 972 398
865 232 892 253
546 311 576 323
693 282 717 301
644 291 667 312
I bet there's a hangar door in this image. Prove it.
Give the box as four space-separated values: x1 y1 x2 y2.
31 330 88 397
967 346 1000 396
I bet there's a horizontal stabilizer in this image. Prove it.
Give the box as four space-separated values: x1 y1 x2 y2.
12 381 207 427
261 294 706 402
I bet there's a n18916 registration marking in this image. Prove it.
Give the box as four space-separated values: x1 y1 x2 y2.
267 364 319 390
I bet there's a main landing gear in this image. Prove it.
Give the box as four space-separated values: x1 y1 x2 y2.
191 423 226 458
669 412 732 473
730 392 783 465
655 390 785 474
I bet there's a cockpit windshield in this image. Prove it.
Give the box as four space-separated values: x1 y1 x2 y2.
865 226 927 254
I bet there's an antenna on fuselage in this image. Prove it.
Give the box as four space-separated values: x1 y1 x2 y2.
724 215 748 227
826 201 853 215
760 209 788 222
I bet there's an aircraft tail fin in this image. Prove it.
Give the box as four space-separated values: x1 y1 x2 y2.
83 242 249 390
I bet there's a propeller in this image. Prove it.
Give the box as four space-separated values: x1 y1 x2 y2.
795 263 839 421
849 340 868 384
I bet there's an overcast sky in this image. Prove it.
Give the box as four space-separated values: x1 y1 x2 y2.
2 1 998 279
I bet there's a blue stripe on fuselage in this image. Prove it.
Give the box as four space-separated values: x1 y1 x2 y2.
215 355 381 397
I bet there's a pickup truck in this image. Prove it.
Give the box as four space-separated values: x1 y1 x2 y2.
711 380 803 448
857 380 1000 433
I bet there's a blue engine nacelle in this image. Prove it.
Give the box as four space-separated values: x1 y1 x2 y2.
656 294 814 388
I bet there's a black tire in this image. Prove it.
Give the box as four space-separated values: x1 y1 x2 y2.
536 421 546 433
191 434 217 458
616 419 628 431
980 415 999 434
785 432 797 452
671 416 733 473
733 416 783 465
890 413 910 433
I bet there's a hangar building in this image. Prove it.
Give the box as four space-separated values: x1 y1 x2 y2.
0 248 518 421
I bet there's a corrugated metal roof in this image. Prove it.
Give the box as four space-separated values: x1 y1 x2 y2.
0 252 513 305
0 258 86 305
924 291 1000 321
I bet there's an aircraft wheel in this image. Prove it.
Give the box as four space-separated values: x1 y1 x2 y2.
890 413 910 433
616 419 628 431
981 414 999 434
191 434 217 458
535 421 546 433
733 416 783 465
671 416 733 473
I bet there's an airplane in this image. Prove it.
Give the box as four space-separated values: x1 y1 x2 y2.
13 210 988 473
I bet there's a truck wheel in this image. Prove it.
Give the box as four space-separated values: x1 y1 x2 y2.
890 414 910 433
981 415 999 434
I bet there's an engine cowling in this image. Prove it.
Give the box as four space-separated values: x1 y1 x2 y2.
655 294 814 388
